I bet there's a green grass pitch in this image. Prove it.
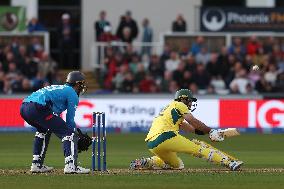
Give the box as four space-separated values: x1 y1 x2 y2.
1 133 284 189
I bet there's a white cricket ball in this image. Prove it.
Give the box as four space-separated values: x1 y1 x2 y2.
252 65 259 71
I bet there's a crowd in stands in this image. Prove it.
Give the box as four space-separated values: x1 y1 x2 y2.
0 37 60 94
93 10 283 94
0 12 79 94
98 36 284 94
1 10 283 95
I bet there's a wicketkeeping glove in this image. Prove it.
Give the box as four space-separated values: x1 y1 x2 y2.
77 128 92 153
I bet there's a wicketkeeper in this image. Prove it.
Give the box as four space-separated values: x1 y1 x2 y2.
130 89 243 171
20 71 92 174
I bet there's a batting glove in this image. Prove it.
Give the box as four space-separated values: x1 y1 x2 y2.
209 129 224 142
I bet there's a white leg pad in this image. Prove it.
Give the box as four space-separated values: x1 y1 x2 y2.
65 155 75 164
33 155 40 161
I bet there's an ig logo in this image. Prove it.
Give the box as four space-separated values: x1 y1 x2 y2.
202 8 226 31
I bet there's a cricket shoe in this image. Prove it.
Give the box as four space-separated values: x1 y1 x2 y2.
64 163 90 174
129 157 151 170
228 160 243 171
30 163 53 173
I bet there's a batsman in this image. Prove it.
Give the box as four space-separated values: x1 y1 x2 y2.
130 89 243 171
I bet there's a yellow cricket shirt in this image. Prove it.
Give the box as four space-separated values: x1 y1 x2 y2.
145 101 190 141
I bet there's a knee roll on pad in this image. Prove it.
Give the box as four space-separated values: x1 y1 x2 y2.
62 133 75 142
35 132 46 139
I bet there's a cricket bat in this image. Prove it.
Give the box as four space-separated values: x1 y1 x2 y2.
220 128 240 138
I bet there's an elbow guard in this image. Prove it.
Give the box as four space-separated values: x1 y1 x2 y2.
195 129 205 135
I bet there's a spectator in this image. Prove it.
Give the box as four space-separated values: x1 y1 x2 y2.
184 54 196 73
10 74 25 93
94 10 110 41
246 36 261 55
129 54 141 74
181 70 194 89
27 37 44 58
38 52 57 83
160 71 172 92
165 51 180 72
21 78 33 92
244 54 254 71
206 53 221 77
277 54 284 72
191 36 205 55
139 73 156 93
229 69 250 94
16 45 27 67
246 83 257 94
210 75 226 91
228 37 246 56
193 64 211 89
10 37 20 57
58 13 75 68
112 64 129 92
51 71 64 85
272 43 282 63
27 17 46 32
5 62 21 93
31 72 49 91
168 80 179 93
206 84 216 94
116 11 139 43
0 71 5 93
21 57 38 79
134 63 146 84
148 54 164 79
172 61 186 87
141 18 153 56
123 44 138 63
160 45 171 63
3 51 14 72
217 46 230 79
263 36 275 54
275 71 284 92
225 61 243 88
189 82 199 94
98 26 118 42
248 67 261 87
103 51 127 89
120 27 133 43
120 72 135 92
255 74 274 93
172 14 186 32
195 47 211 65
264 63 278 86
251 48 266 69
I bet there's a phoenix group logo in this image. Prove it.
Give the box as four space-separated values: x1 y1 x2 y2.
202 8 226 31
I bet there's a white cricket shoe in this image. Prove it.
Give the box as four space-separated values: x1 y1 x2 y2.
64 163 90 174
76 166 90 174
30 163 53 173
228 160 243 171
